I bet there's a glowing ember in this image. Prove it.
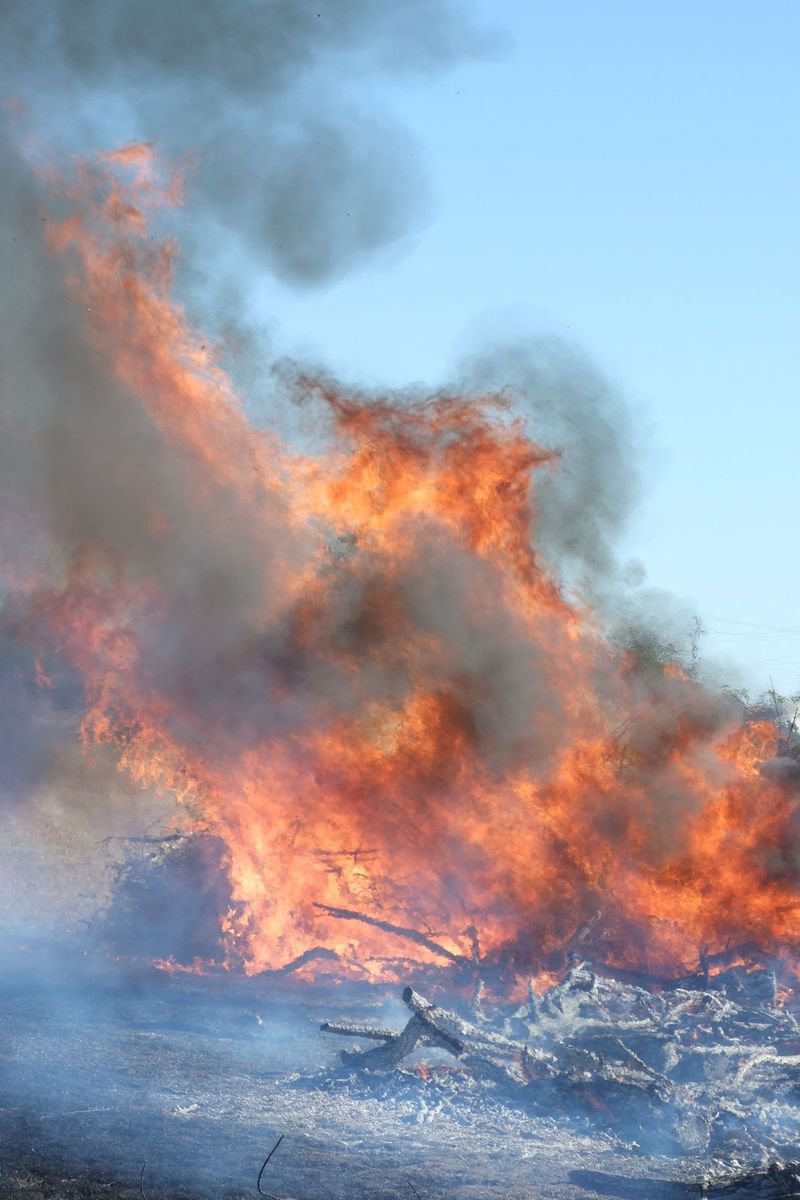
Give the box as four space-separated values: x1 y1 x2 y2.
10 146 800 984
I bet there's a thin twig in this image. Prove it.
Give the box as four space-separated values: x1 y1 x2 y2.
769 677 782 724
407 1184 423 1199
256 1134 285 1198
139 1161 147 1200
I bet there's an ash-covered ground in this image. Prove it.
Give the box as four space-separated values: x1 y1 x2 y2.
2 939 795 1200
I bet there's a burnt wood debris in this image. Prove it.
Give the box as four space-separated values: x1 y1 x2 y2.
321 956 800 1182
569 1162 800 1197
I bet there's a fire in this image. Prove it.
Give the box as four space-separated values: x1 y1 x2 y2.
9 146 800 984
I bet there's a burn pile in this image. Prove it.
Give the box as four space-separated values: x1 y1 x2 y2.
4 142 800 985
2 115 800 1197
321 959 800 1163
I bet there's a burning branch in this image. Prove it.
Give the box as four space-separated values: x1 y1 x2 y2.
272 946 340 975
313 904 473 968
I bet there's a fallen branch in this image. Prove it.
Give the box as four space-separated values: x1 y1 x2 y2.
321 985 525 1075
339 1016 430 1070
320 1021 400 1042
402 986 524 1057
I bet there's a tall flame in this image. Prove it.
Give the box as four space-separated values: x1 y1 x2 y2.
11 146 800 982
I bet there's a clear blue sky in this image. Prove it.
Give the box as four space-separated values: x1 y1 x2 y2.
253 1 800 695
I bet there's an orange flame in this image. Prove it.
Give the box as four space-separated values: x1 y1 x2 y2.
14 147 800 984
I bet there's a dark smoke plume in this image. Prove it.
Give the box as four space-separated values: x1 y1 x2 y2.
2 0 501 286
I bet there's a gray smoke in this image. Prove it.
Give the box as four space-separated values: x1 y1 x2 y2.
1 0 500 286
459 337 641 596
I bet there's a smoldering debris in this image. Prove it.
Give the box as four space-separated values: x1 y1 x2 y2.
570 1163 800 1198
320 964 800 1163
